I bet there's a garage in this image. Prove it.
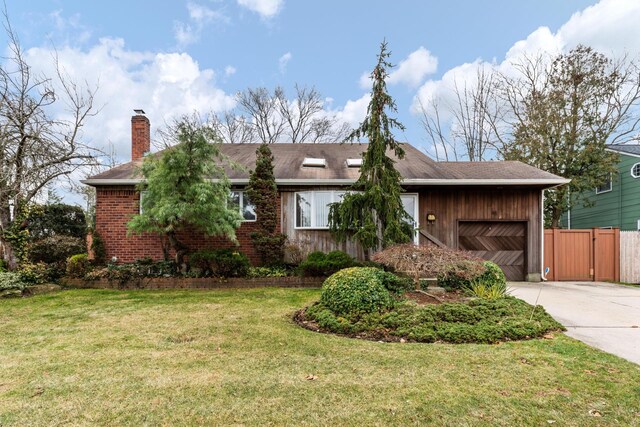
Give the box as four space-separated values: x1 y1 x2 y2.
458 221 526 281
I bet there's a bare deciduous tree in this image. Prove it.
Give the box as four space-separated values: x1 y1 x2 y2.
418 67 503 161
0 13 99 269
232 85 349 143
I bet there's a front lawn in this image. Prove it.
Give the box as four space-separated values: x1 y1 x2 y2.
1 289 639 426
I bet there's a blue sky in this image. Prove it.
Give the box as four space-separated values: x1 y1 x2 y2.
4 0 640 169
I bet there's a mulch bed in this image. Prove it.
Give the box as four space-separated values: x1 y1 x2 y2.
405 291 468 305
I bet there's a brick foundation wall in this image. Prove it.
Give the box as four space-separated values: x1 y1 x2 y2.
94 185 281 265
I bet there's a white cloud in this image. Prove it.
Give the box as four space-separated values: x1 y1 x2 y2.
23 37 236 164
334 93 371 127
359 47 438 89
278 51 292 74
224 65 237 77
412 0 640 114
237 0 283 19
388 47 438 88
174 2 228 48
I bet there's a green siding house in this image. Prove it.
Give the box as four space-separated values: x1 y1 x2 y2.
561 144 640 231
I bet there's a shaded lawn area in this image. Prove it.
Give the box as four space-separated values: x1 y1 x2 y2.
1 289 639 426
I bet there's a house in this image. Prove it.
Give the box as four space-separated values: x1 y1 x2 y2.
561 144 640 231
83 112 568 281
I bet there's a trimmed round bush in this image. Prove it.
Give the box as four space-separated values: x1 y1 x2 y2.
320 267 394 316
479 261 507 288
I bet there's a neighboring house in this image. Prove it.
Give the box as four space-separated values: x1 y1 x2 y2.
83 112 568 281
561 144 640 231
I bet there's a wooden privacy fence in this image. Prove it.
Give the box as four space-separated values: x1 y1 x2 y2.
620 231 640 284
544 228 620 282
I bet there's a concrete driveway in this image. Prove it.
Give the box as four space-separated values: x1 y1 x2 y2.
510 281 640 365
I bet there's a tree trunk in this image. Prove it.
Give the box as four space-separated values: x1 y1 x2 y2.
166 231 188 266
550 207 561 229
0 208 18 270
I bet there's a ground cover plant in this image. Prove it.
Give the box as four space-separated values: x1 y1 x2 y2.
300 265 556 343
1 288 639 426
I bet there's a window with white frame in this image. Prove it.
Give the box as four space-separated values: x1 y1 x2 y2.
632 162 640 178
595 175 612 194
295 191 345 229
231 191 256 221
400 194 419 244
637 219 640 231
139 191 147 214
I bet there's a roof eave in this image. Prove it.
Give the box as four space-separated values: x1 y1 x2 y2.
82 177 570 187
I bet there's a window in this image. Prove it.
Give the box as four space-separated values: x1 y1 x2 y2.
632 163 640 178
595 175 612 194
637 219 640 231
400 194 419 244
295 191 345 229
139 191 147 214
231 191 256 221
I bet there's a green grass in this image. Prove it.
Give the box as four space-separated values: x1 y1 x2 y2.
1 289 639 426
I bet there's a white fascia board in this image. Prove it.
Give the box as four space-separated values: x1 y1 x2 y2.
606 147 640 159
82 177 570 187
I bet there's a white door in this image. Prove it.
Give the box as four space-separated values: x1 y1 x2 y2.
400 194 419 244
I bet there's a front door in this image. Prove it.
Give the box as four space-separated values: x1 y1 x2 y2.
401 194 419 244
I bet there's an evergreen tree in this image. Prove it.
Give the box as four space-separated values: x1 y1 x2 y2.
245 144 286 265
127 117 242 265
329 41 413 257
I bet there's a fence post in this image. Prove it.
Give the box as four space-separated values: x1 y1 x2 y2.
592 228 598 281
552 228 559 281
614 228 620 282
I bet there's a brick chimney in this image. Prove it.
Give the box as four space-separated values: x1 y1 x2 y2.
131 109 150 161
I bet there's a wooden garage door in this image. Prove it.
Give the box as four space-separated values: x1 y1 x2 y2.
458 221 526 281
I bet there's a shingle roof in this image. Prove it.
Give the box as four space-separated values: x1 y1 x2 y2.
607 144 640 157
84 143 568 187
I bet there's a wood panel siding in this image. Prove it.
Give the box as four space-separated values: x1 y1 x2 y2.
418 188 543 280
280 189 365 259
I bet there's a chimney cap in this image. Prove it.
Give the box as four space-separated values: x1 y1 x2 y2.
134 109 146 115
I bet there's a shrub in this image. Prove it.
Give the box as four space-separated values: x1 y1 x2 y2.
17 262 52 284
437 260 487 291
28 235 86 265
83 260 179 283
251 233 287 266
66 254 90 278
372 244 485 284
247 266 289 278
299 250 356 277
0 271 26 290
372 269 414 295
303 296 564 344
320 267 394 316
0 259 7 272
465 261 508 299
189 249 250 277
90 231 107 265
0 271 26 297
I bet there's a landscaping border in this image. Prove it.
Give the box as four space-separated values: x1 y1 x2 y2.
61 276 324 290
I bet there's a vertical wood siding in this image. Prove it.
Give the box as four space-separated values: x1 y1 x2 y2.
621 231 640 284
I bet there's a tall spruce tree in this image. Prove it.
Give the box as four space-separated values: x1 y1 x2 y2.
245 144 286 265
329 41 413 258
127 116 242 265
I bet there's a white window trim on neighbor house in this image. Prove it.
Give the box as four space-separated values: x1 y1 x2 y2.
294 191 420 243
631 162 640 178
595 174 613 194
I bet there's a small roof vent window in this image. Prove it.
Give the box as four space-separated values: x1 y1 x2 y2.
346 158 363 167
302 157 326 168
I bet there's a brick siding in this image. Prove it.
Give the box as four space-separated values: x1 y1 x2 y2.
94 185 281 265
